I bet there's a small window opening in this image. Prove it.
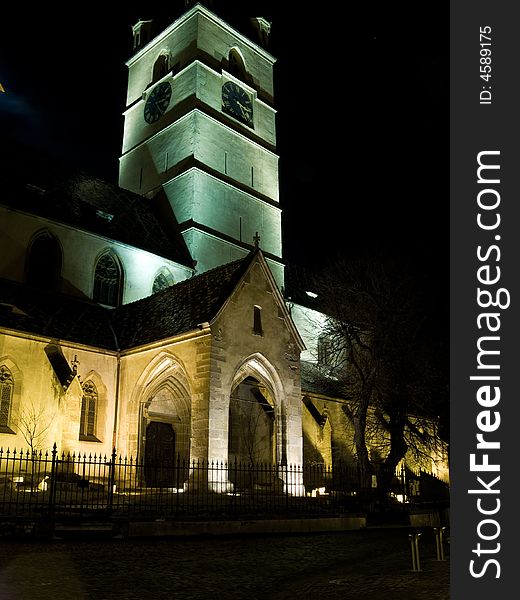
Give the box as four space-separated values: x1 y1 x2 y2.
253 305 263 336
228 48 246 80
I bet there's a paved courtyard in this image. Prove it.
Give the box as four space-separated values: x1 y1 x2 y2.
0 527 449 599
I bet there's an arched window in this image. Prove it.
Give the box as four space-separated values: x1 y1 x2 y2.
228 48 246 80
0 365 14 430
152 268 175 294
80 380 98 440
153 54 169 82
93 252 122 306
26 231 62 290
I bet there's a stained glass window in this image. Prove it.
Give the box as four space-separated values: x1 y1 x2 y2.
0 366 13 428
80 380 97 439
93 253 121 306
152 269 174 294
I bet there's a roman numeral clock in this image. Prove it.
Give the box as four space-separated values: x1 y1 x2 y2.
144 81 172 124
222 81 253 126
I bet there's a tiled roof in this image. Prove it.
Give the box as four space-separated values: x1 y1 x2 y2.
284 264 324 312
113 255 253 349
0 279 116 350
300 360 350 400
1 146 193 268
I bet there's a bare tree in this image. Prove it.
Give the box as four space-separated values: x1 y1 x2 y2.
17 402 54 455
311 256 448 498
230 385 274 465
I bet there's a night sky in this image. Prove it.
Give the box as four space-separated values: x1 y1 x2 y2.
0 1 447 279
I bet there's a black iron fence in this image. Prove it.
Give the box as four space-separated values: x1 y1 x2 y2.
0 446 449 519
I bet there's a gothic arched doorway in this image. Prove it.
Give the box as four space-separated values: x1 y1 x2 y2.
228 377 275 465
144 421 176 487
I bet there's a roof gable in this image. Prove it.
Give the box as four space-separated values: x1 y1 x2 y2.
214 250 305 352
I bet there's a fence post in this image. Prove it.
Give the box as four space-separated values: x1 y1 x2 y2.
107 447 117 515
434 526 447 561
47 443 57 533
285 463 289 513
330 463 335 512
408 533 422 572
401 464 407 507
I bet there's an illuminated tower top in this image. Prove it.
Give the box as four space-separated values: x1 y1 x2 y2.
119 3 283 286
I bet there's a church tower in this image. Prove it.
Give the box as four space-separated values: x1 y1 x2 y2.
119 4 284 287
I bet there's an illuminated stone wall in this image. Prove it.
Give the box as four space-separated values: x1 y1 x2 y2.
115 333 210 462
207 254 303 467
0 207 192 304
165 169 281 255
122 61 276 155
119 110 281 270
289 304 327 363
302 400 333 468
0 334 118 457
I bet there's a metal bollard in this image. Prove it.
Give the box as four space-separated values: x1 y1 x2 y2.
434 527 447 561
408 533 422 572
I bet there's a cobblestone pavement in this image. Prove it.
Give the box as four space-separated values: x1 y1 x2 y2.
0 527 449 600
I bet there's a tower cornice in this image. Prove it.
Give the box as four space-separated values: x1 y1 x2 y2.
127 3 276 68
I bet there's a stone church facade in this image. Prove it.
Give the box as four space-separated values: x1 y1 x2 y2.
0 4 448 485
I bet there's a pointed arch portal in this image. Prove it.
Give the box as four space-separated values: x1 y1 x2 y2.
130 353 191 487
229 377 275 465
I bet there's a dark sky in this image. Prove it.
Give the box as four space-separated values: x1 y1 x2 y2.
0 1 447 278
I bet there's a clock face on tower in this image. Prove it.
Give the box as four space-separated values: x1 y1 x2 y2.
222 81 253 126
144 81 172 124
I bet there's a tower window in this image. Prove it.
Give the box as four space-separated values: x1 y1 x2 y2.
228 48 246 81
253 305 263 336
80 380 99 441
93 252 122 306
0 365 13 431
153 54 170 82
25 231 62 291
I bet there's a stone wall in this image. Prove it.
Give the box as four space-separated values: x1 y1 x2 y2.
0 208 192 305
